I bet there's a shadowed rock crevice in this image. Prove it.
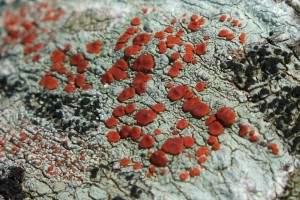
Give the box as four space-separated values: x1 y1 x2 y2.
0 166 25 200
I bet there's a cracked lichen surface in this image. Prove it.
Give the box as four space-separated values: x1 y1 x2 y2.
0 0 299 200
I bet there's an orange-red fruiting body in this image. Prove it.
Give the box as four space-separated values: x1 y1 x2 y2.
165 26 174 33
182 97 201 112
179 172 189 181
195 81 205 92
212 143 221 150
198 18 205 25
167 85 188 101
124 45 142 57
125 103 136 115
151 103 165 113
173 61 183 69
114 43 126 51
183 52 194 63
134 109 157 126
105 71 117 84
149 166 156 174
207 136 217 145
119 125 131 138
249 130 255 136
161 138 184 155
147 172 152 178
113 59 128 71
126 27 139 35
139 134 155 149
77 60 89 73
168 67 180 78
198 156 207 164
191 14 199 21
75 74 86 87
166 82 173 89
172 130 179 135
130 126 141 140
64 44 72 51
157 41 167 54
58 66 68 74
249 135 259 142
64 84 75 93
268 143 279 155
106 117 118 128
184 91 195 100
133 72 152 94
166 35 183 48
82 84 92 90
132 54 155 71
190 168 201 177
176 28 185 37
51 63 61 71
21 33 36 44
203 35 210 40
155 31 165 39
176 119 189 130
239 32 246 44
113 106 126 118
39 74 59 90
133 33 152 45
70 53 84 66
216 106 236 127
219 15 227 22
208 121 224 136
195 43 207 56
190 102 210 118
188 20 200 31
239 124 249 137
108 67 128 81
117 87 136 102
150 150 168 167
32 54 41 62
195 146 210 157
50 49 65 63
171 18 178 24
131 17 141 26
232 19 239 26
141 8 148 14
86 40 102 54
120 158 131 167
218 29 229 37
183 136 195 148
154 129 162 135
171 52 180 60
117 33 131 43
226 33 235 41
107 131 120 143
133 163 143 170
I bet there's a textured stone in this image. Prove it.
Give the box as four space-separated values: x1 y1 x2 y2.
0 0 299 200
89 186 108 200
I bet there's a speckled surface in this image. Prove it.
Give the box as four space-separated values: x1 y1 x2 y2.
0 0 299 200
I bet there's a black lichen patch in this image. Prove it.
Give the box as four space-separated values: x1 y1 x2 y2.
221 45 300 153
90 167 99 179
0 166 25 200
130 185 142 198
0 74 28 97
24 91 102 134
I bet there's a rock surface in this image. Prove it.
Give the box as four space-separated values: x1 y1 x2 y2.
0 0 299 199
